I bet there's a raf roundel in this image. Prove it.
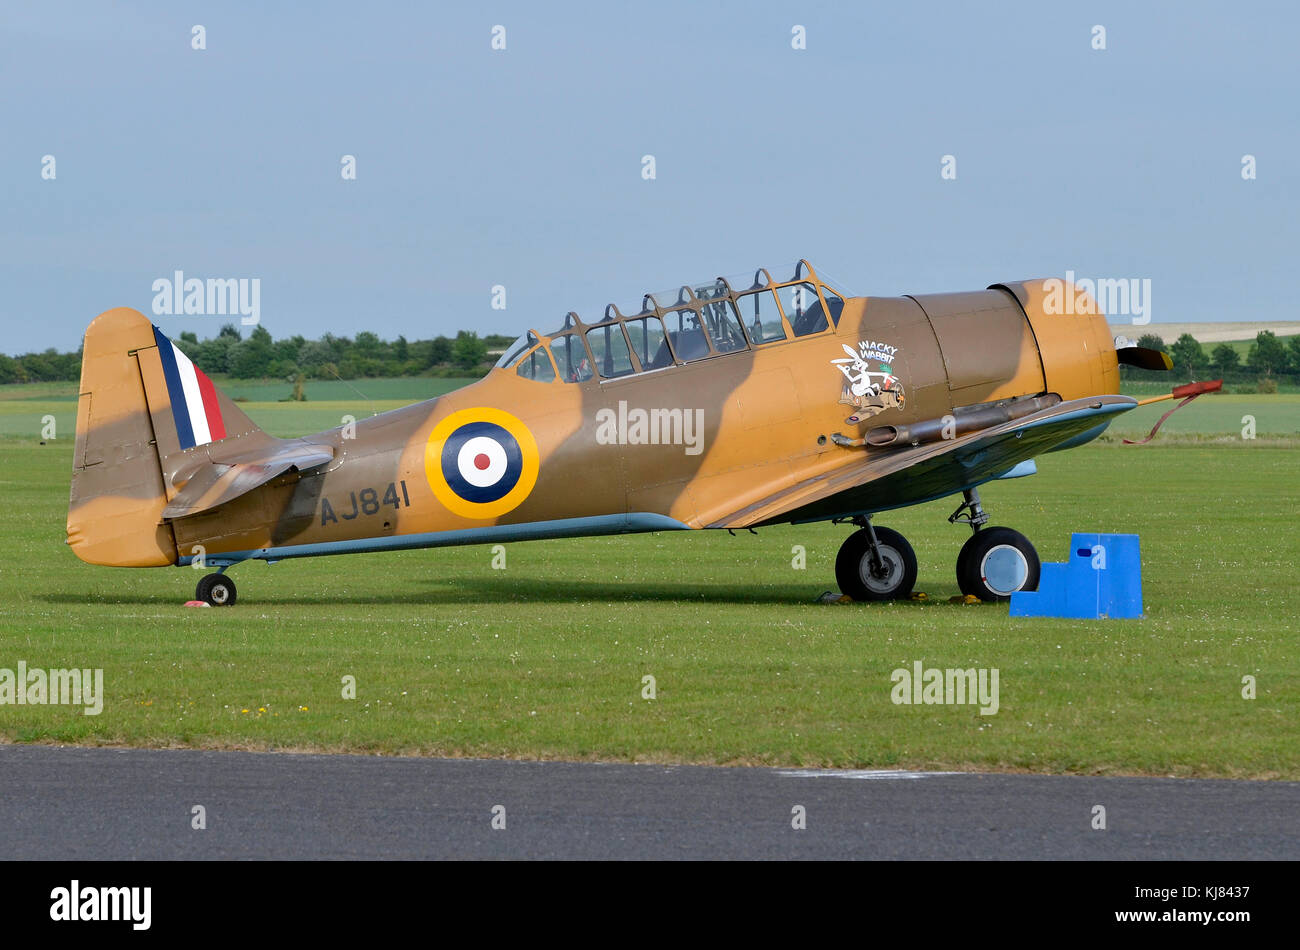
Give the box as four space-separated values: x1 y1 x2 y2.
425 408 540 519
445 423 520 503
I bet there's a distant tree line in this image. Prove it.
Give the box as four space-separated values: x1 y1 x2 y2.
0 325 515 384
1121 330 1300 389
0 348 81 384
5 324 1298 388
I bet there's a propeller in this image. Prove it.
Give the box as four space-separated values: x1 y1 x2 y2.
1115 345 1174 371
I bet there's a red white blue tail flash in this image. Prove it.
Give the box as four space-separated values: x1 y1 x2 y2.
152 326 226 449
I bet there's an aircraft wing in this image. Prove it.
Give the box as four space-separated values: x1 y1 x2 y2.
161 440 334 519
709 394 1136 528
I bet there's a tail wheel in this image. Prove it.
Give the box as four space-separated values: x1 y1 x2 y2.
196 573 237 607
956 527 1039 602
835 526 917 601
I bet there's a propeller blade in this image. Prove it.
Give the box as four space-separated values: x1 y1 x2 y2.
1116 346 1174 371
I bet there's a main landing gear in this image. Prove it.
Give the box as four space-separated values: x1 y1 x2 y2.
833 487 1040 603
834 519 918 601
195 571 237 606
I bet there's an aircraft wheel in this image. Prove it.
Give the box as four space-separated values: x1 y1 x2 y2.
956 527 1039 602
835 527 917 601
196 573 237 607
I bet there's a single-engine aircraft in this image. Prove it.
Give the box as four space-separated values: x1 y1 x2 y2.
68 260 1209 605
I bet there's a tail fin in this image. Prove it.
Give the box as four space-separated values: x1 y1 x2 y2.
67 308 268 566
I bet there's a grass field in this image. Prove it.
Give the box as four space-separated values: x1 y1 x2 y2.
5 381 1300 443
1217 333 1297 360
1 394 1297 778
1103 393 1300 440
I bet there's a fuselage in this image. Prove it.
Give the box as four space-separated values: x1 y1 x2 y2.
167 268 1120 567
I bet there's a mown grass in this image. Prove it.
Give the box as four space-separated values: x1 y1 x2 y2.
1104 393 1300 440
5 390 1300 444
1 400 1297 775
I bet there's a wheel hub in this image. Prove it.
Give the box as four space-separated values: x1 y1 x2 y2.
860 546 903 593
980 544 1029 596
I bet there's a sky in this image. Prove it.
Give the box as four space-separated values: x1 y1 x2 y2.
2 1 1296 355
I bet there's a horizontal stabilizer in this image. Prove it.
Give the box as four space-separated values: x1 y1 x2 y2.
162 442 333 519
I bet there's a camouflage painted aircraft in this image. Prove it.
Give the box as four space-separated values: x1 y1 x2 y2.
68 260 1196 606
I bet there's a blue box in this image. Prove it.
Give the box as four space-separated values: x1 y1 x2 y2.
1010 533 1144 619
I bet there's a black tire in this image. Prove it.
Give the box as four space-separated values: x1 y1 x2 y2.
835 526 918 601
955 526 1039 602
196 573 237 607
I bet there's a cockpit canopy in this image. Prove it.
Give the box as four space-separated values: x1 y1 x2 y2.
494 260 846 383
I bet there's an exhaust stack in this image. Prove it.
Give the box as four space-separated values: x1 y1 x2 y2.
864 394 1062 449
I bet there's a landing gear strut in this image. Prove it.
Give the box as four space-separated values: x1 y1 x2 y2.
947 486 991 531
196 571 237 607
949 488 1039 602
834 516 917 601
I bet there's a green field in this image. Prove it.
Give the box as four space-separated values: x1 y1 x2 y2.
1 395 1297 778
4 378 1300 443
1104 393 1300 440
1210 333 1295 362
